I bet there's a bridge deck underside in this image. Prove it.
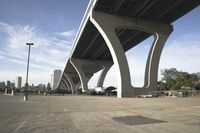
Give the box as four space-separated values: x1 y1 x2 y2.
72 0 200 60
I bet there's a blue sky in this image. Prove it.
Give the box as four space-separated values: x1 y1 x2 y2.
0 0 88 85
0 0 199 87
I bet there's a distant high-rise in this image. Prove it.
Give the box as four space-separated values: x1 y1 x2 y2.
53 69 62 89
7 81 11 89
0 81 6 90
15 76 22 89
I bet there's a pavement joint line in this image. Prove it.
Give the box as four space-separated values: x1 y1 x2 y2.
14 120 26 133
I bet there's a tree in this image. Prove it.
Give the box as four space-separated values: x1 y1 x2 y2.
160 68 200 90
160 68 178 90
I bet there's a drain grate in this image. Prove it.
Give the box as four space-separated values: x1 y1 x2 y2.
112 115 166 125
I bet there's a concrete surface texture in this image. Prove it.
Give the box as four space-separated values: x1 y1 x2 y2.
0 95 199 133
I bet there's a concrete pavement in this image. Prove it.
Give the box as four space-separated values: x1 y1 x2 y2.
0 95 199 133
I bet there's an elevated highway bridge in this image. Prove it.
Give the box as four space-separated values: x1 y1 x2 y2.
57 0 200 98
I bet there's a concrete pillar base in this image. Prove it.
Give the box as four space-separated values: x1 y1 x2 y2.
11 90 14 96
24 96 28 101
4 88 8 95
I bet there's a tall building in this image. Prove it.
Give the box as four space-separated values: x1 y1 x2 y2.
0 81 6 91
7 81 11 89
15 76 22 89
53 69 62 89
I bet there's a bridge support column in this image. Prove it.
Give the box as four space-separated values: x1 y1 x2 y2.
75 81 81 92
97 63 112 87
62 78 70 93
64 73 76 94
60 81 66 90
70 58 93 92
90 11 173 98
70 58 113 92
141 32 172 94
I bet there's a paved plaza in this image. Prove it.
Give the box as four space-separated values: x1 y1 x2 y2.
0 95 199 133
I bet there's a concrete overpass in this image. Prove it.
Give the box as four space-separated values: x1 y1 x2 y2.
57 0 200 98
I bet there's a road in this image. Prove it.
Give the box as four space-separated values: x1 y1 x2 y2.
0 95 199 133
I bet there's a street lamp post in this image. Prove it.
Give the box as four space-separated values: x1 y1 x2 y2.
24 43 34 101
51 74 53 90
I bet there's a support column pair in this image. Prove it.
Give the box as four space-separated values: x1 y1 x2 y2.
60 81 67 90
70 58 113 91
90 11 173 98
63 72 79 94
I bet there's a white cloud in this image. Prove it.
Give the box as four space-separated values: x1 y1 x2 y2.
7 58 51 71
0 22 72 67
0 22 74 85
51 38 72 49
0 55 4 59
159 33 200 76
56 29 76 39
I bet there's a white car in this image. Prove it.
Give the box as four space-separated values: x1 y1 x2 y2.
138 95 153 98
95 87 105 95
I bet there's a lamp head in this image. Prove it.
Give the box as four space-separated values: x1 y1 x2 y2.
26 43 34 46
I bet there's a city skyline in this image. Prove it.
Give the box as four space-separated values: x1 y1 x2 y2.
0 0 200 87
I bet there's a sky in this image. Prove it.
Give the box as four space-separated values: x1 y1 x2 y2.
0 0 88 85
0 0 199 88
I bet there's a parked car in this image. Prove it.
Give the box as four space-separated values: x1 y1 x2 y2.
105 86 116 95
90 87 105 95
